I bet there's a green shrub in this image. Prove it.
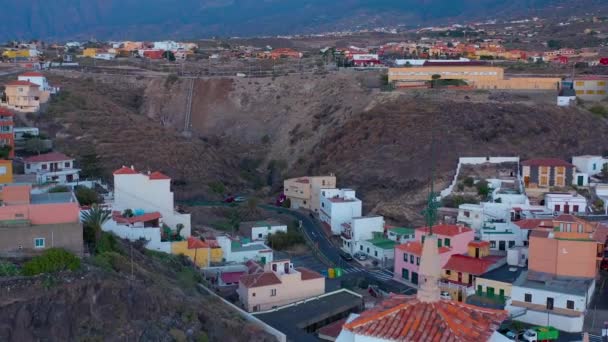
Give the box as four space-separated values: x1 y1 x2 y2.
92 251 126 272
589 104 608 117
208 181 226 195
463 177 475 187
75 186 100 206
96 233 120 254
0 260 20 276
267 222 305 250
22 248 80 276
176 268 202 290
49 185 70 193
476 180 491 197
442 195 480 208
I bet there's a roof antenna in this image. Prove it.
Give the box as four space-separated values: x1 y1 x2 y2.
422 132 439 235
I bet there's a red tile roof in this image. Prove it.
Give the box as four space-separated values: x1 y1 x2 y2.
0 108 13 116
295 178 310 184
24 152 72 163
239 271 282 288
343 295 507 341
221 271 244 284
593 224 608 244
245 260 264 274
149 171 170 180
296 267 324 280
113 166 138 175
521 158 574 167
468 240 490 248
514 219 554 229
443 254 500 275
19 72 44 77
112 211 161 225
318 318 347 340
418 224 472 237
187 237 209 249
396 241 451 256
554 214 580 223
530 230 550 238
6 80 39 87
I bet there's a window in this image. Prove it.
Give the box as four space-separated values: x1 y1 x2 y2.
258 233 263 238
421 236 425 243
487 287 495 297
416 257 420 265
464 211 470 218
586 90 595 94
444 238 450 247
598 90 607 95
367 248 370 254
402 268 409 280
577 224 583 233
252 293 256 297
490 240 496 248
575 81 584 86
360 245 363 251
576 90 584 95
567 300 574 310
546 297 554 310
41 164 47 170
270 289 277 296
499 289 505 298
555 205 560 212
303 200 307 205
410 255 414 264
593 163 597 171
64 162 70 168
34 238 45 248
26 164 30 169
438 239 442 247
321 202 324 208
524 293 532 302
445 270 451 276
556 167 565 175
598 81 606 86
374 251 378 257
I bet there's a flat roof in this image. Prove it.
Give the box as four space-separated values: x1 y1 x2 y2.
254 289 363 342
478 264 525 283
366 238 397 249
31 192 74 204
514 271 593 297
388 227 415 235
232 242 270 252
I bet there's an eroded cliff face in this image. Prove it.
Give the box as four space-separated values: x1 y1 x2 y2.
0 243 273 342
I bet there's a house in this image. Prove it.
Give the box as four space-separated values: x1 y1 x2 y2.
237 259 324 312
572 155 607 176
283 175 336 212
352 54 381 67
0 184 82 257
506 271 595 332
24 152 80 184
171 237 223 267
2 80 43 112
142 49 165 60
386 226 415 243
572 76 608 101
113 166 191 237
100 209 172 252
94 53 116 61
528 215 604 278
83 48 98 58
393 224 474 286
557 88 576 106
216 235 273 264
0 108 14 158
269 48 302 59
14 127 39 141
469 264 526 309
18 72 58 94
440 241 506 302
479 221 527 252
356 235 396 267
338 235 509 342
319 188 362 235
521 158 575 190
239 220 287 241
544 193 587 214
0 159 13 184
341 215 384 255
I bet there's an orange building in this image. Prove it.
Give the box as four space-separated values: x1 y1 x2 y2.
528 215 606 278
269 48 302 59
0 108 14 158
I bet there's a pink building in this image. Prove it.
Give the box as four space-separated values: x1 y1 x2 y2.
237 259 325 312
393 224 474 286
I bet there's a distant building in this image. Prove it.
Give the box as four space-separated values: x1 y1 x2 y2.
269 48 302 59
469 264 525 310
572 76 608 101
557 88 576 106
237 259 324 312
386 226 415 243
239 220 288 241
2 80 45 112
82 48 98 58
521 158 575 190
171 237 223 267
0 108 14 158
283 175 336 213
544 193 587 214
319 188 362 235
572 155 607 176
0 184 82 257
216 235 273 264
341 215 384 255
24 152 80 184
18 72 58 94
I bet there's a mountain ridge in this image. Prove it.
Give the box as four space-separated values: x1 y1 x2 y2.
0 0 598 41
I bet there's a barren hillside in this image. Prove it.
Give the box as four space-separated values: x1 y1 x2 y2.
38 71 608 224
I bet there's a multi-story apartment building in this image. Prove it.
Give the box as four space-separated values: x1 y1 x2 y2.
283 175 336 213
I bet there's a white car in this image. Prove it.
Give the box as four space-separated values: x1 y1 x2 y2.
354 252 368 261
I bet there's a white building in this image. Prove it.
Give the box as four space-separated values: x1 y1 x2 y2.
506 272 595 333
14 127 39 141
216 235 273 264
24 152 80 184
557 88 576 107
544 193 587 214
113 166 191 238
94 53 116 61
457 202 512 231
99 210 170 252
239 220 287 241
572 155 607 176
319 188 362 235
18 72 58 94
356 236 396 267
153 41 182 51
340 215 384 255
479 222 526 251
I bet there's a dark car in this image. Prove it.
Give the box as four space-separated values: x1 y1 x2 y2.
340 251 354 261
601 259 608 271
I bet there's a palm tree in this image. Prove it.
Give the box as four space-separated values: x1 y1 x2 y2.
82 204 111 252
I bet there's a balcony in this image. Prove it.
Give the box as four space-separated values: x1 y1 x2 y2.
439 279 475 296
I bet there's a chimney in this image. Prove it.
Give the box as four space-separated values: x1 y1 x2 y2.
458 225 462 233
130 165 134 170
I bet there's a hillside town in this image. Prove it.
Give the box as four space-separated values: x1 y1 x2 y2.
2 7 608 342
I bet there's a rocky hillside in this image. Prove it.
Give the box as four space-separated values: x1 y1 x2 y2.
0 239 273 341
35 71 608 224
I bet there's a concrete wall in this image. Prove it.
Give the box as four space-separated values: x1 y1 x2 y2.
0 201 80 225
171 241 223 267
476 278 512 298
352 216 384 242
572 156 606 176
251 224 287 241
529 236 598 278
101 220 171 253
439 157 520 199
0 222 83 257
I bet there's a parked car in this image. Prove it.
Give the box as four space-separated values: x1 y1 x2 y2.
223 196 235 203
354 252 368 261
522 326 559 342
340 251 354 261
600 259 608 271
234 196 246 203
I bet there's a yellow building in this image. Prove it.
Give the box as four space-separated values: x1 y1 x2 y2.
171 237 223 267
83 48 98 58
472 264 525 309
0 160 13 184
573 76 608 101
283 175 336 213
2 50 30 59
388 64 560 90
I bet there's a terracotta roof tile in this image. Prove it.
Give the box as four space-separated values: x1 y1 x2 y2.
318 318 347 339
593 224 608 244
296 267 324 280
443 254 500 276
418 224 472 237
6 80 39 87
112 211 161 225
24 152 72 163
530 230 550 238
521 158 574 167
187 236 209 249
515 219 554 229
396 241 451 255
149 171 170 180
343 295 507 342
239 271 282 288
468 240 490 248
19 72 44 77
113 166 138 175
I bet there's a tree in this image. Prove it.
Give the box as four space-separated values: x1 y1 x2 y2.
0 145 11 159
547 40 562 49
602 163 608 181
476 180 491 197
24 137 48 155
81 205 111 252
75 186 100 206
163 51 176 62
431 74 441 88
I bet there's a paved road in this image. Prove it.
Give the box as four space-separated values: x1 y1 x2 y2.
263 205 415 291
